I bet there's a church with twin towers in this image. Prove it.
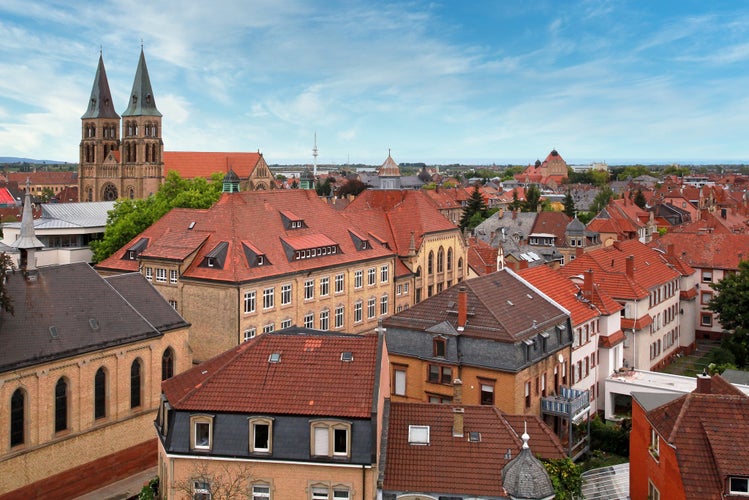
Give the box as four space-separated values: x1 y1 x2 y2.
79 48 274 202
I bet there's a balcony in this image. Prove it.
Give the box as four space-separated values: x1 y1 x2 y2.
542 386 590 420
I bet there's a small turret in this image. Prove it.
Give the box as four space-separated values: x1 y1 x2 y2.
12 180 45 280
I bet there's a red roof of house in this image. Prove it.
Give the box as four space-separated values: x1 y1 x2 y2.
162 330 380 417
650 232 749 271
382 402 564 496
342 190 460 256
7 171 77 185
519 266 600 327
0 187 16 205
560 239 684 300
162 151 262 179
383 269 568 343
644 375 749 499
97 190 395 281
466 237 498 276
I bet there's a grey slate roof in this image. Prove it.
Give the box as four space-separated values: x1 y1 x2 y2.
122 48 162 117
0 263 188 372
81 54 120 120
3 201 115 231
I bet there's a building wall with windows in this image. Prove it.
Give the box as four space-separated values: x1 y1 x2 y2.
156 329 386 500
0 264 191 499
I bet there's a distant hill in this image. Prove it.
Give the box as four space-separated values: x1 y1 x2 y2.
0 157 71 164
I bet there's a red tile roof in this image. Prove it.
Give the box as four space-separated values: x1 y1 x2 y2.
383 269 568 342
97 190 395 281
560 239 684 300
162 151 262 179
7 171 77 185
519 266 599 327
162 330 380 417
645 375 749 499
342 190 459 255
467 237 498 276
650 232 749 271
382 402 564 496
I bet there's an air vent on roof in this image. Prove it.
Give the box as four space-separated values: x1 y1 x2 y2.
341 352 353 362
507 300 514 306
188 221 196 230
268 353 281 363
49 326 58 339
89 318 99 331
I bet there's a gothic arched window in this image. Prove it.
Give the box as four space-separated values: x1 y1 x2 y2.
55 378 68 432
162 347 175 381
94 367 107 420
130 359 142 409
10 388 25 447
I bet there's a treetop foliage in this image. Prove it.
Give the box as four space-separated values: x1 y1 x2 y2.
90 172 223 263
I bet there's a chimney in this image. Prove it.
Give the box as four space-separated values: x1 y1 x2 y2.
583 269 593 299
626 255 635 278
452 378 464 437
667 243 675 258
576 246 584 258
696 370 712 394
457 286 468 329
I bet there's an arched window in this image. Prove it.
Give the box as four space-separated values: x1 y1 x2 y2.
428 251 434 275
458 257 463 271
437 247 444 273
87 188 93 202
94 367 106 420
129 188 135 199
55 378 68 432
131 359 142 409
447 248 453 271
102 183 118 201
10 388 25 447
162 347 175 381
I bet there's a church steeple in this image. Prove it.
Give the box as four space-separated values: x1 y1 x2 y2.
12 180 45 280
81 52 119 120
122 47 161 118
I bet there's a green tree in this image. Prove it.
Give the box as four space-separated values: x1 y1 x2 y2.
708 260 749 368
523 184 541 212
634 189 647 209
590 187 614 214
562 190 576 217
90 172 223 263
542 457 583 500
40 187 55 203
459 185 488 231
315 178 332 197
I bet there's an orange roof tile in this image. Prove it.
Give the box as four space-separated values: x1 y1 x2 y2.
162 330 380 417
163 151 262 179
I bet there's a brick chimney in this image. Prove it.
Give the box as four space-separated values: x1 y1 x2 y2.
626 255 635 278
457 286 468 330
583 269 593 300
667 243 675 258
696 370 712 394
452 378 464 437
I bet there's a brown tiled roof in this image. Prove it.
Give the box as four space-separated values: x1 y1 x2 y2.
162 329 380 417
342 190 459 256
383 269 568 342
646 375 749 499
560 239 682 300
162 151 262 179
382 403 564 496
599 329 625 348
97 190 394 282
650 232 749 271
530 211 571 245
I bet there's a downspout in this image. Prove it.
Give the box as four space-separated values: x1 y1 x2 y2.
362 465 366 500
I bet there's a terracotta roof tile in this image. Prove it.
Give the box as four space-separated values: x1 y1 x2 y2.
162 329 380 417
519 266 599 327
163 151 261 179
383 403 564 496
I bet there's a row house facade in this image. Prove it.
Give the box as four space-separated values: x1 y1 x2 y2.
382 269 591 458
157 329 387 500
97 189 397 363
520 266 624 416
650 232 749 340
560 239 696 372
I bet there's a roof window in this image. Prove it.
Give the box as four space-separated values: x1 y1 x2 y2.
201 241 229 269
408 425 430 445
341 352 354 362
268 353 281 363
123 237 148 260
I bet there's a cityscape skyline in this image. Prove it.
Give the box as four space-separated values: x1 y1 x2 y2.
2 1 749 165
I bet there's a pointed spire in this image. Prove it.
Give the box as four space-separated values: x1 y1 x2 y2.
81 52 119 119
122 47 162 117
12 180 45 279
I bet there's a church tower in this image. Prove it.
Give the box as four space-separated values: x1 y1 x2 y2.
120 47 164 200
79 53 120 202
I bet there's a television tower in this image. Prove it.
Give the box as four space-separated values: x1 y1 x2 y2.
313 133 318 176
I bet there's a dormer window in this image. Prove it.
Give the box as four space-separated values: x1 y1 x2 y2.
433 337 446 358
243 242 269 268
280 210 306 230
123 238 148 261
202 241 229 269
348 229 371 251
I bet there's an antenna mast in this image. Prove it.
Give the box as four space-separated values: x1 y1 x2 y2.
313 132 318 177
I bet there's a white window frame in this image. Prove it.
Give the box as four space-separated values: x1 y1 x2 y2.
281 319 292 329
394 369 406 396
305 279 315 300
156 268 167 283
368 267 376 286
252 483 271 500
263 323 275 334
335 306 344 329
170 269 178 284
354 270 363 289
380 294 388 316
320 277 330 297
190 415 213 451
281 283 292 305
145 267 153 281
320 309 330 331
380 264 389 283
311 421 351 458
730 477 749 495
244 291 256 314
243 328 256 342
263 287 274 309
304 312 314 329
335 273 345 294
367 298 376 319
249 418 273 454
354 301 363 323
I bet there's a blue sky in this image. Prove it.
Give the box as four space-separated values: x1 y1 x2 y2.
2 1 749 165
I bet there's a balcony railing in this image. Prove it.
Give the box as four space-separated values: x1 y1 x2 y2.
541 386 590 419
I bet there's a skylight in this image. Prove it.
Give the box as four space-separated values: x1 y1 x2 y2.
341 352 353 362
408 425 430 445
268 353 281 363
